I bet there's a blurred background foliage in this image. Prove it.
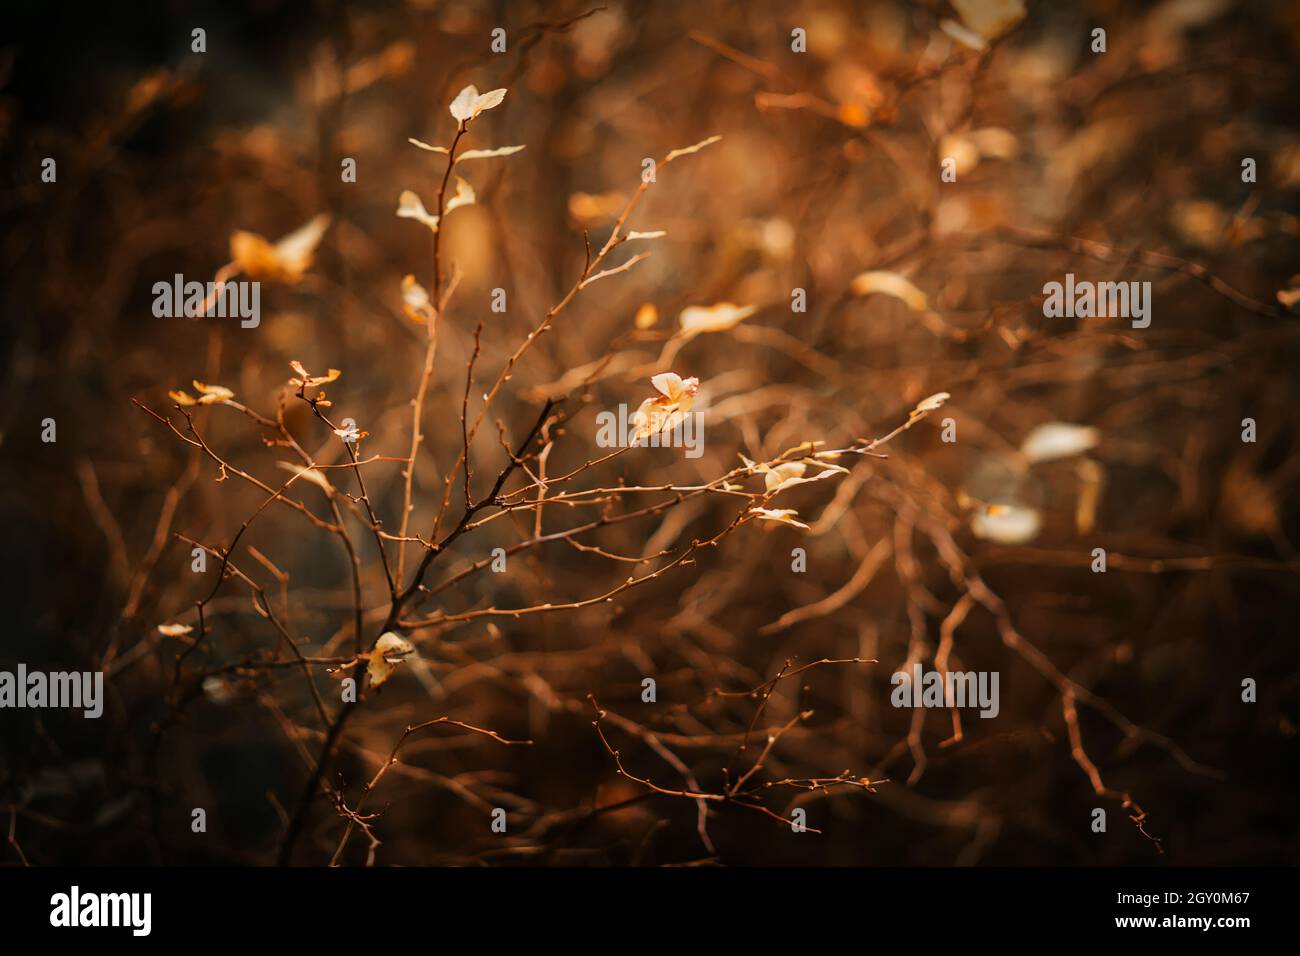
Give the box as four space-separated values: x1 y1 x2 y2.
1 0 1299 865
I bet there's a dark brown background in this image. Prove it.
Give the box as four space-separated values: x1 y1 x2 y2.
1 0 1298 866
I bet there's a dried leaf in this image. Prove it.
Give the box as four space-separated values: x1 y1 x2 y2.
444 177 476 215
914 391 950 413
749 507 810 530
231 214 330 284
449 85 507 123
288 361 341 389
764 462 806 491
1020 423 1100 463
679 302 757 338
764 461 840 495
455 145 526 162
367 631 416 688
801 457 849 474
631 373 699 439
396 190 440 232
401 275 435 323
849 271 929 311
191 381 234 404
408 137 449 153
971 504 1041 544
650 372 698 404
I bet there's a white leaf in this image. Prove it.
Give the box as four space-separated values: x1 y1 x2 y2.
455 145 526 162
763 462 837 495
914 391 950 413
408 137 449 154
367 632 416 688
397 190 440 232
678 302 757 338
764 462 806 491
273 214 331 266
472 87 507 115
749 507 810 530
1020 423 1100 463
971 505 1041 544
444 177 476 215
449 85 479 122
449 84 507 123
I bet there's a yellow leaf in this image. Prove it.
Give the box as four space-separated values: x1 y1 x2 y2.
231 214 330 284
191 381 234 404
634 303 659 329
650 372 698 404
850 271 929 311
400 275 435 323
368 631 416 688
631 373 699 439
1075 459 1104 535
678 302 757 338
287 362 340 389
